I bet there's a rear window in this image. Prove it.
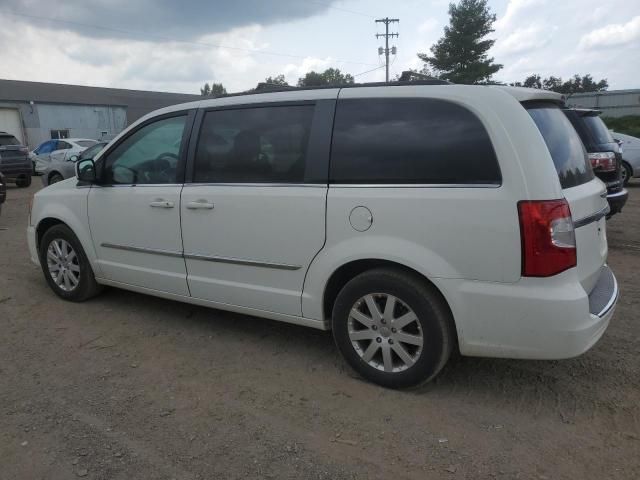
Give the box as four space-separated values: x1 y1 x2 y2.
526 104 594 189
76 140 98 148
330 98 501 185
582 115 614 145
0 135 20 146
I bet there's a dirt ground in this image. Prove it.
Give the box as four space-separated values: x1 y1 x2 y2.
1 178 638 480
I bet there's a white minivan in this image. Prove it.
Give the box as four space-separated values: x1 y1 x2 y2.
27 83 618 388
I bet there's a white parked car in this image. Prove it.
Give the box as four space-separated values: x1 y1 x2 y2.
611 130 640 185
27 84 619 388
32 138 98 175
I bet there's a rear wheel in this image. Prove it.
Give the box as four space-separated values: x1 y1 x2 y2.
332 268 454 389
39 224 102 301
622 161 632 186
49 172 64 184
16 175 31 188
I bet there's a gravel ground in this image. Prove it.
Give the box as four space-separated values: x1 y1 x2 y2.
1 179 639 480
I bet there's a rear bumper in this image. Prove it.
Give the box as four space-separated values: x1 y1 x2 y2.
0 166 32 180
606 189 628 216
439 265 618 360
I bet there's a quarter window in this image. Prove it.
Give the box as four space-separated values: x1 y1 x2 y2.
194 105 314 183
330 98 501 185
103 115 187 185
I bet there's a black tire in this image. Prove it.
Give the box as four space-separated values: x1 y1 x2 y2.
332 268 455 389
16 175 32 188
622 161 632 186
39 224 103 301
49 172 64 184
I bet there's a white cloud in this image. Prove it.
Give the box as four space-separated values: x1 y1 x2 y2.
282 57 334 84
417 19 438 35
578 16 640 49
495 0 547 30
493 25 555 56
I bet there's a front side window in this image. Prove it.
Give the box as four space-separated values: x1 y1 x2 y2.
76 140 98 148
103 115 187 185
57 141 72 150
527 105 594 189
330 98 501 184
194 105 314 183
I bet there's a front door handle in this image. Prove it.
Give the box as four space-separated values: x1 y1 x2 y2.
186 200 214 210
149 199 174 208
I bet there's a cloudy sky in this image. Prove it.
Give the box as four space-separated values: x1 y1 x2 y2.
0 0 638 94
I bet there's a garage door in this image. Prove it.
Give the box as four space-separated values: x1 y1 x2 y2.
0 108 24 144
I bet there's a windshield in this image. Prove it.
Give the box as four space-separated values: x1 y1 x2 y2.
526 103 594 189
582 115 614 144
0 135 20 146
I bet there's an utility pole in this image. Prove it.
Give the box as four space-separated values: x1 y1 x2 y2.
375 17 399 83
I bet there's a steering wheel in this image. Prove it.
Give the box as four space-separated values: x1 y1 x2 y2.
145 152 179 183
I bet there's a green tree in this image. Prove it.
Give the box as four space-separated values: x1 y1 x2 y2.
418 0 502 84
297 68 354 87
263 74 289 86
511 74 608 95
200 82 227 97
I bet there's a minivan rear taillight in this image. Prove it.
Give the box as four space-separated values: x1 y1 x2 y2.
518 199 576 277
588 152 616 172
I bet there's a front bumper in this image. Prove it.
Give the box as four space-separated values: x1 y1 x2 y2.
607 189 628 216
439 265 618 360
27 225 40 266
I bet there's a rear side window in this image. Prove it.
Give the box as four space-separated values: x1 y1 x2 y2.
194 105 314 184
76 140 98 148
0 136 20 146
526 104 594 189
582 115 614 145
330 98 501 185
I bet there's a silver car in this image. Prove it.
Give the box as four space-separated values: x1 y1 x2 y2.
42 141 107 186
33 138 98 176
611 131 640 185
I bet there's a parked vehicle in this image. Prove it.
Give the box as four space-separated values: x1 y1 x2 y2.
0 172 6 215
563 109 627 216
33 138 98 176
0 131 32 187
42 142 107 186
27 84 619 388
611 131 640 185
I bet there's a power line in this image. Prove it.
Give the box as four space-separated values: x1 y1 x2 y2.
3 10 378 67
353 65 386 78
375 18 399 83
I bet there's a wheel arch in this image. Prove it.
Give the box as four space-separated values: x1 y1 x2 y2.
47 170 63 183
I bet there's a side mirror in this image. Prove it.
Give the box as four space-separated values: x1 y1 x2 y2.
68 154 79 162
76 158 97 183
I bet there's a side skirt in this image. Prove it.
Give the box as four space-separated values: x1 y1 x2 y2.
95 277 330 331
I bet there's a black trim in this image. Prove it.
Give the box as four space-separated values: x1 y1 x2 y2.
573 204 610 228
96 109 195 186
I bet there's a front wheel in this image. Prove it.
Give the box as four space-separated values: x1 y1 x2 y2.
39 224 102 301
332 268 455 389
49 172 64 184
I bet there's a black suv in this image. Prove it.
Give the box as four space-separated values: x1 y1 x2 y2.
0 132 32 188
563 109 627 217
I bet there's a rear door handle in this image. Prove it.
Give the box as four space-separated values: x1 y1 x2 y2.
149 200 174 208
186 200 214 210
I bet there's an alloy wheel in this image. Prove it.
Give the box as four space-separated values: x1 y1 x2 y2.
348 293 424 373
46 239 80 292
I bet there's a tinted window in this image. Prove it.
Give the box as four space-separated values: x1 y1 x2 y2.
582 115 614 144
194 105 314 183
103 115 186 184
527 105 594 189
57 141 72 150
330 98 500 184
76 140 98 148
0 135 20 146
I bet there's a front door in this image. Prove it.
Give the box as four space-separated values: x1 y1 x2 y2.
180 102 333 316
88 112 192 295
